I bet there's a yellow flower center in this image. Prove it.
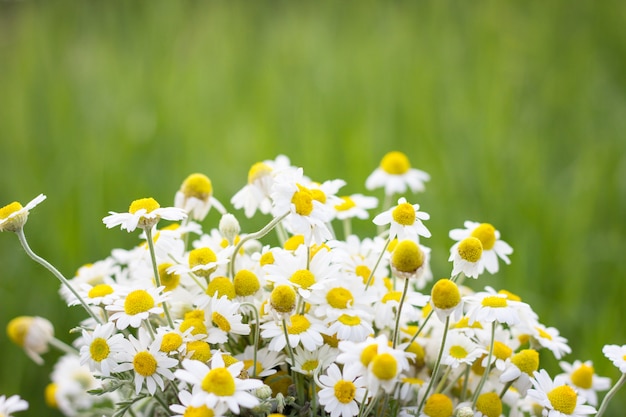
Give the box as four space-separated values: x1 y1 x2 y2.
158 263 180 292
471 223 496 250
291 184 314 216
129 198 160 214
260 251 275 266
311 189 326 204
270 285 297 313
423 393 454 417
335 196 356 211
338 314 361 326
355 265 371 284
391 240 424 273
493 341 513 361
535 326 553 341
323 333 339 348
382 290 402 304
371 353 397 380
498 289 521 301
380 151 411 175
206 277 236 300
124 290 155 315
334 380 356 404
201 368 236 396
360 344 378 367
302 359 319 372
457 237 483 262
406 341 426 368
392 203 416 226
234 269 260 296
284 234 305 250
511 349 540 375
183 405 215 417
133 351 157 376
44 383 58 408
211 312 231 332
481 296 508 308
0 201 22 219
160 333 183 353
89 338 110 362
571 364 594 389
181 173 212 200
243 359 264 376
187 341 212 362
287 315 311 334
189 247 217 268
449 345 468 359
454 317 483 330
248 162 272 184
431 279 461 310
326 287 354 309
290 269 315 289
88 284 114 299
475 392 502 417
547 385 577 414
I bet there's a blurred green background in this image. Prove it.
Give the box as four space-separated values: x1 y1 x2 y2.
1 1 625 415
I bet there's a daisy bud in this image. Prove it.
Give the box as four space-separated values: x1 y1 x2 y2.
456 406 474 417
7 316 54 365
475 392 502 417
423 393 453 417
430 279 463 322
270 285 297 314
390 239 424 279
219 213 240 245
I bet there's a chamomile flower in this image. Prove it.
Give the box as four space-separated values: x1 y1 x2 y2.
49 354 107 416
260 313 327 352
103 197 187 232
105 286 168 330
527 369 596 417
0 394 28 416
530 323 572 360
168 246 230 279
6 316 54 365
430 279 464 323
333 194 379 220
499 349 540 397
236 345 286 378
290 344 336 376
557 360 610 406
200 295 251 345
174 173 226 221
419 393 454 417
449 236 484 279
115 329 178 395
327 312 374 343
174 352 264 413
464 288 522 326
318 363 368 417
602 344 626 373
170 390 228 417
449 221 513 275
441 331 487 369
79 322 127 376
365 151 430 196
0 194 46 232
372 197 431 241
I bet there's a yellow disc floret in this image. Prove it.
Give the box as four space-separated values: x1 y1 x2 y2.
87 284 114 299
202 368 236 396
158 263 180 292
481 296 508 308
547 385 577 414
511 349 540 375
89 338 110 362
181 173 212 201
291 184 314 216
392 202 416 226
290 269 315 289
423 393 454 417
189 247 217 277
183 405 214 417
360 344 378 367
471 223 496 250
206 277 235 300
287 315 311 334
270 285 297 313
234 269 260 297
211 312 231 332
187 341 212 363
160 332 183 353
129 198 160 214
371 353 397 380
475 392 502 417
284 234 305 250
571 364 594 389
431 279 461 310
326 287 354 309
380 151 411 175
248 162 272 184
457 237 483 262
133 351 157 376
0 202 22 220
124 290 155 315
334 380 356 404
335 196 356 211
391 240 424 274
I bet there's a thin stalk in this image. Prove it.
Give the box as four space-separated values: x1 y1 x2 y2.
49 337 79 356
143 227 174 328
404 309 434 351
282 318 303 403
472 321 497 407
364 237 390 290
241 302 261 378
417 316 450 414
392 278 410 349
16 229 103 324
596 373 626 417
342 218 352 240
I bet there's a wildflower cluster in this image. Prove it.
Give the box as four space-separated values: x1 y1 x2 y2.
2 152 625 417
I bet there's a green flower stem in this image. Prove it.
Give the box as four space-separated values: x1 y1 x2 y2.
229 211 289 278
460 364 471 402
472 321 497 408
364 237 390 290
342 218 352 239
596 373 626 417
16 228 103 325
417 315 450 414
392 278 410 349
435 366 453 394
404 309 434 351
282 317 304 403
49 336 79 356
143 227 175 329
241 302 261 378
499 380 514 399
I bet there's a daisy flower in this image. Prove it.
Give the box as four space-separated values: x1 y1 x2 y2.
115 329 178 395
441 330 487 369
499 348 540 397
365 151 430 196
464 287 522 326
289 344 336 377
527 369 596 416
0 394 28 416
449 221 513 275
430 278 464 323
372 197 431 241
168 246 230 279
260 313 327 352
333 194 379 220
174 352 264 414
6 315 54 365
236 345 286 378
49 354 107 415
170 390 228 417
105 285 169 330
102 197 187 232
174 173 226 221
530 323 572 360
557 360 611 406
327 312 374 343
0 193 46 232
448 236 485 279
318 363 369 417
199 295 251 345
79 322 127 376
602 344 626 373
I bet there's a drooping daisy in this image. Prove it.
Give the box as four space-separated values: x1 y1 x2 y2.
174 352 264 414
115 329 178 395
105 285 168 330
236 345 286 378
365 151 430 196
372 197 431 241
260 312 327 352
449 221 513 275
499 348 540 397
448 236 484 279
333 194 379 220
602 344 626 373
0 193 46 232
557 360 611 406
318 363 369 417
430 279 464 323
527 369 596 417
174 173 226 221
103 197 187 232
0 394 28 416
464 288 522 326
79 322 127 376
6 315 54 365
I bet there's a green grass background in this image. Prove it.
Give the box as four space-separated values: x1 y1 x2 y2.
1 1 625 415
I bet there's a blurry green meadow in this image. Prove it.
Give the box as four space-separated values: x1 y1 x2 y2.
1 1 626 415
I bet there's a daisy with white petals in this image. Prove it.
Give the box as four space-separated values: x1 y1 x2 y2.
449 221 513 275
527 369 596 417
365 151 430 196
0 194 46 232
602 344 626 373
557 360 610 406
318 363 369 417
372 197 431 241
79 322 127 376
103 197 187 232
0 394 28 417
106 286 168 330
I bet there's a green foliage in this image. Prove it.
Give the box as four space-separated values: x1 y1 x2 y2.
1 1 625 415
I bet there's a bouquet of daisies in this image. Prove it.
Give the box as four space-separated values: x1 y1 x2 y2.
2 152 625 417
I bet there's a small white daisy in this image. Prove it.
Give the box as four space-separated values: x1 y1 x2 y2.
464 287 522 326
0 394 28 416
318 363 369 417
449 221 513 275
365 151 430 196
174 173 226 221
6 315 54 365
527 369 596 417
236 345 286 378
170 390 228 417
449 236 485 279
557 360 611 406
327 312 374 343
260 313 327 352
441 330 487 369
372 197 431 241
289 344 337 377
79 322 127 376
530 323 572 360
103 197 187 232
200 295 251 345
603 344 626 373
0 194 46 232
333 194 379 220
105 285 168 330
